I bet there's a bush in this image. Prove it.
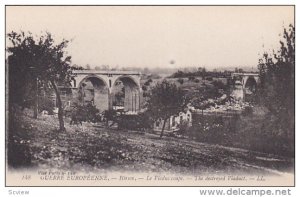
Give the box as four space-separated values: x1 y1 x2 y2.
8 134 32 168
187 112 294 157
142 85 147 91
242 106 253 116
206 77 213 81
194 78 200 83
7 109 32 168
38 97 55 115
188 76 195 81
144 81 150 86
70 103 101 124
177 78 184 84
212 80 226 90
117 112 152 131
176 120 190 136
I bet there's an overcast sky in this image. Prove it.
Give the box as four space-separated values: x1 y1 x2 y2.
6 6 294 69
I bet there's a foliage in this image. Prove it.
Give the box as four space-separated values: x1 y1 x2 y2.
146 80 186 137
7 108 294 171
242 106 253 116
212 80 226 90
117 112 152 131
103 109 118 121
206 77 213 81
176 120 190 136
142 85 147 91
7 31 75 131
188 76 195 81
144 78 153 86
177 78 184 84
69 102 101 125
145 73 161 80
169 69 230 79
257 24 294 138
7 106 33 168
38 96 55 115
194 78 200 83
114 87 125 106
7 121 32 167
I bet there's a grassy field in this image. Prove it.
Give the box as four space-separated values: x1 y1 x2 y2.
7 110 294 176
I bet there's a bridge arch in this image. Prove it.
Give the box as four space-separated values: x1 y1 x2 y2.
231 73 259 101
78 74 109 89
112 75 141 113
244 76 257 93
78 74 109 112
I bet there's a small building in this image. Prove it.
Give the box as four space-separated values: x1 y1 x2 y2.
153 109 192 132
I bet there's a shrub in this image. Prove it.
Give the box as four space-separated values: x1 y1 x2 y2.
142 85 147 91
188 76 195 81
70 103 101 125
117 112 152 131
194 78 200 83
242 106 253 116
177 78 184 84
144 81 150 86
8 134 32 168
38 97 55 115
176 120 190 135
206 77 213 81
7 110 32 168
212 80 226 90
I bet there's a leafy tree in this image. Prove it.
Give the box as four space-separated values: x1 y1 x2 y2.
257 24 295 138
7 31 74 131
70 102 101 125
146 80 186 138
38 96 55 115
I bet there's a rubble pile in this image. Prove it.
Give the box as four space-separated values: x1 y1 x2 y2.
192 94 252 113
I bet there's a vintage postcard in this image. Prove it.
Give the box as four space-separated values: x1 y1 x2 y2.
5 5 295 186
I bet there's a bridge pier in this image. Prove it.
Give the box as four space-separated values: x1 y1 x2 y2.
231 73 259 101
124 87 140 112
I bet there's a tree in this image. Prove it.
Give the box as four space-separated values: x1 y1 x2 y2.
257 24 295 138
7 31 75 131
146 80 186 138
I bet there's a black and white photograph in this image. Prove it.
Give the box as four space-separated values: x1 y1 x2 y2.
5 5 295 186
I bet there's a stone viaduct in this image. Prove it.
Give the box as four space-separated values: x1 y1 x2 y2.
71 70 142 113
231 73 260 101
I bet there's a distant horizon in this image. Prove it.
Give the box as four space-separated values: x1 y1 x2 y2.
75 64 259 71
75 65 259 75
6 6 294 70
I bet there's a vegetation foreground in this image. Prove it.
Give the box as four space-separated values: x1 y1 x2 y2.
8 110 294 176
